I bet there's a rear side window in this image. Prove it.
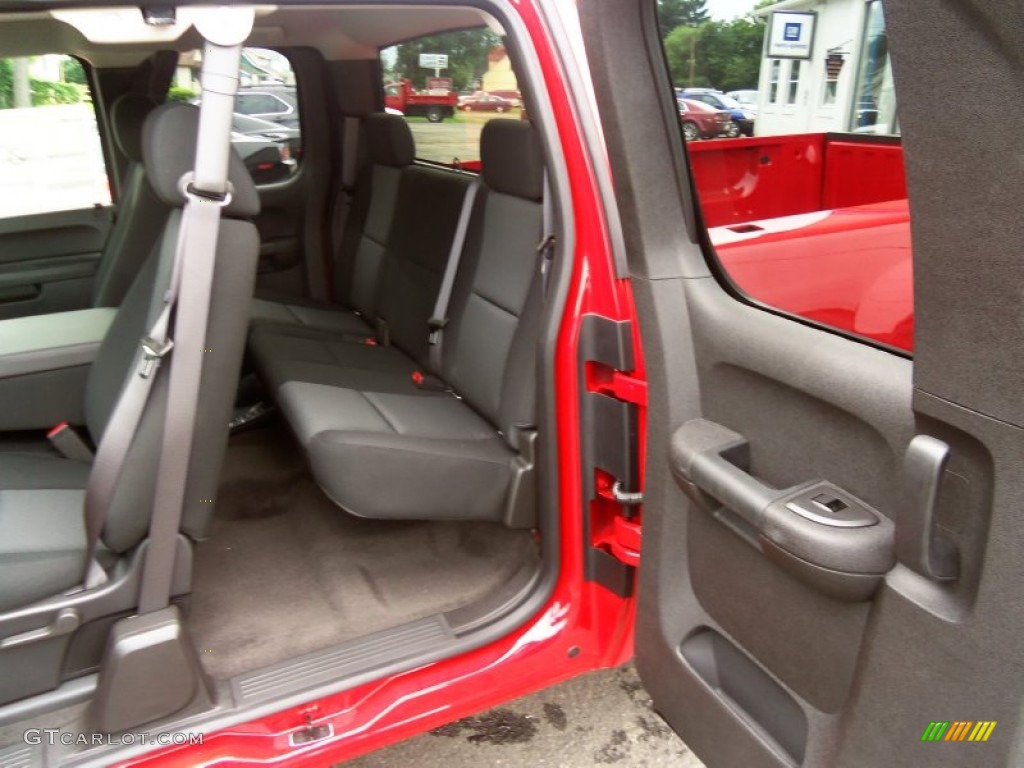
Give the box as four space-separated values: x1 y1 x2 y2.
0 55 111 217
659 0 913 353
173 47 302 184
380 29 524 168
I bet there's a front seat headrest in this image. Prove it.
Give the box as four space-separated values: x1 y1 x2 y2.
481 119 544 202
141 102 261 218
111 92 157 163
365 113 416 168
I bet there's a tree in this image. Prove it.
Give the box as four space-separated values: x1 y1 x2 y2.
61 57 87 85
0 59 12 108
663 18 766 92
658 0 710 39
392 30 501 92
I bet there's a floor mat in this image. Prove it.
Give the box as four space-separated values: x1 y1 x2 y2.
188 420 539 680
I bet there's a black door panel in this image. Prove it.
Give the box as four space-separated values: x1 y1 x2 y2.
0 208 111 319
635 281 915 766
578 0 1023 765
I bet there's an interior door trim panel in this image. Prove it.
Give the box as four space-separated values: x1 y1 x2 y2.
670 418 896 601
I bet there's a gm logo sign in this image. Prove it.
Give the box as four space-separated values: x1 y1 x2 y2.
921 721 997 742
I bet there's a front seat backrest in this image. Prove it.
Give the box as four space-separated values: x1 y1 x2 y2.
84 102 261 553
91 93 168 308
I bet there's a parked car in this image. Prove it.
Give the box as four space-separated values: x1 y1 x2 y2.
485 88 522 107
234 84 299 128
726 88 759 110
679 87 754 136
230 131 295 184
232 112 303 162
458 91 514 112
678 97 734 140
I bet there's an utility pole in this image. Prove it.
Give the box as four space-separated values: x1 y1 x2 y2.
13 57 31 108
688 32 697 87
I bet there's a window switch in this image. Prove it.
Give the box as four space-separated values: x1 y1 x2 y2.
812 493 848 515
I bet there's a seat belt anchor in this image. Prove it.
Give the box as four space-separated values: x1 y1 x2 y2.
139 336 174 379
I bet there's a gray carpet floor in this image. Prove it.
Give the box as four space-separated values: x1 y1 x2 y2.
188 420 540 680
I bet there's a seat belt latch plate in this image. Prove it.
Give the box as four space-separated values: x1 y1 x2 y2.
139 336 174 379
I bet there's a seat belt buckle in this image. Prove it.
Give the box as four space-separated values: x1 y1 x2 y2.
412 370 449 392
362 337 378 346
139 336 174 379
47 422 94 461
375 319 390 347
427 317 448 346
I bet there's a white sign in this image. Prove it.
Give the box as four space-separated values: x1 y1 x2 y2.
418 53 448 69
767 11 816 59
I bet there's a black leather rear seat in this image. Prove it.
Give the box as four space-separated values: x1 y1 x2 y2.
250 119 545 525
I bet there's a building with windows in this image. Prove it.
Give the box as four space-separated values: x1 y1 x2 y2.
481 44 517 94
754 0 896 136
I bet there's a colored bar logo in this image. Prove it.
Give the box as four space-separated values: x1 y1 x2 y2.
921 721 997 742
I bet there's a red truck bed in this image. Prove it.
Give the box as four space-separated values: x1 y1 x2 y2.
690 133 913 352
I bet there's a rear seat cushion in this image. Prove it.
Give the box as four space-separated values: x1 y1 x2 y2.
261 120 546 525
278 382 514 521
251 328 416 391
250 299 372 335
250 165 472 388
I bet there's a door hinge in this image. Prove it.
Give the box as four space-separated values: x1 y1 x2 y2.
579 314 646 595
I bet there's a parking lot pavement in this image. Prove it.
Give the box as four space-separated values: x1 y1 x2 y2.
344 663 705 767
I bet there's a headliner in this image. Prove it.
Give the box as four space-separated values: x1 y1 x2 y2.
0 4 497 65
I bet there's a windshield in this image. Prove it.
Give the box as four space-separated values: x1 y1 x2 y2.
716 93 742 109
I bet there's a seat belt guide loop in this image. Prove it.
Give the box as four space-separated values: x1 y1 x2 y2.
179 173 234 207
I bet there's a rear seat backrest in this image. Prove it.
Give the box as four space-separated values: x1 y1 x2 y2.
442 120 545 439
375 166 472 367
337 113 415 318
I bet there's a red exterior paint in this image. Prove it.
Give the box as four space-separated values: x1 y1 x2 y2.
118 3 642 766
690 134 912 351
687 134 826 227
712 199 913 351
383 78 458 114
822 139 907 210
688 133 907 228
